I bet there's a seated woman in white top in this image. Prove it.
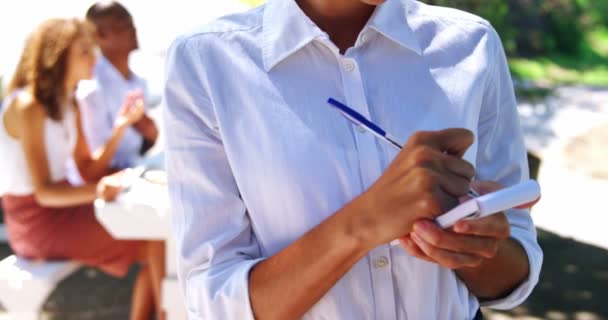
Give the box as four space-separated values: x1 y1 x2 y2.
0 18 165 320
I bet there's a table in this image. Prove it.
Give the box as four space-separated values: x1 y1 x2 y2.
94 172 186 319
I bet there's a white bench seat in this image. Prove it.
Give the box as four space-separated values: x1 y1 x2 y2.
0 255 79 320
162 277 186 320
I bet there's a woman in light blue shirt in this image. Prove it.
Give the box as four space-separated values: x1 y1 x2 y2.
163 0 543 319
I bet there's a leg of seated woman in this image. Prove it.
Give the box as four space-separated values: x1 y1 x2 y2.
146 241 166 320
3 194 163 319
130 264 155 320
131 240 166 320
1 195 142 276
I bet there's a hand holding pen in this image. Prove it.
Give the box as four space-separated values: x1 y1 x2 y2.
326 98 477 247
328 98 479 198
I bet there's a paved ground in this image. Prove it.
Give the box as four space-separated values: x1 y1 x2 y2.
517 86 608 251
482 85 608 320
483 229 608 320
0 241 137 320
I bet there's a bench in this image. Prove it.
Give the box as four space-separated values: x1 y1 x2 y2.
0 255 79 320
162 277 187 320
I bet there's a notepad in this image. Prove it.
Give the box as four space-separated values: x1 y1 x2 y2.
435 180 541 228
390 180 541 246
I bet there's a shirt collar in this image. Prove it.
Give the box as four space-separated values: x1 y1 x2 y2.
367 0 422 55
262 0 325 71
96 54 134 83
262 0 421 72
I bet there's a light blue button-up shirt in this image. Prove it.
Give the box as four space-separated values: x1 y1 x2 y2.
163 0 543 319
77 55 148 169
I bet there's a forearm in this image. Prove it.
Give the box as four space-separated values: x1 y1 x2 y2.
456 237 529 300
134 116 158 143
35 183 97 207
249 200 371 320
81 126 126 181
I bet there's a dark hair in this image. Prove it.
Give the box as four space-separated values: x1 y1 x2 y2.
86 1 132 25
11 18 93 120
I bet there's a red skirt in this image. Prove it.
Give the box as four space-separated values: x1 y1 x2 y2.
2 194 141 277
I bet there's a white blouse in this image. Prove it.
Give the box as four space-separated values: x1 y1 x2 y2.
0 91 78 196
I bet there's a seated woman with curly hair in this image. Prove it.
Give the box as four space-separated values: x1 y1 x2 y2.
0 18 165 320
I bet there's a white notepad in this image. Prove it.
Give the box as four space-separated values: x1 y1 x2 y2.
390 180 541 246
435 179 541 228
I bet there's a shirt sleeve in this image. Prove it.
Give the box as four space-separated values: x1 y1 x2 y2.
76 83 112 154
78 82 141 168
138 77 153 110
475 26 543 310
163 36 264 320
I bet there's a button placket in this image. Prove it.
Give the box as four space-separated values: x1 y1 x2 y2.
374 256 389 269
369 248 396 320
339 54 397 320
342 59 355 72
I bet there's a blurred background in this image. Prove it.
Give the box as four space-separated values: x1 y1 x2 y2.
1 0 607 319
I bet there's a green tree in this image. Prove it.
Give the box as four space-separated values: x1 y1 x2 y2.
425 0 594 56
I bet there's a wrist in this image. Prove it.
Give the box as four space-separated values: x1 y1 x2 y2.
336 193 380 253
132 118 144 130
113 123 128 135
455 238 530 300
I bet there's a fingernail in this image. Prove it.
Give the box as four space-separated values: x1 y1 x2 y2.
413 222 423 233
411 232 422 244
414 220 430 231
458 195 472 203
406 238 416 248
415 221 434 239
456 222 469 233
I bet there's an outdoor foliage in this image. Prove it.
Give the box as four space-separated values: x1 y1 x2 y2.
426 0 607 57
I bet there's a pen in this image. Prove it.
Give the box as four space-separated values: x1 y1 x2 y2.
327 97 479 198
327 98 403 150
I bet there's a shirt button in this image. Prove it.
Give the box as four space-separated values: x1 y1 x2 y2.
374 256 389 269
356 125 366 133
343 60 355 72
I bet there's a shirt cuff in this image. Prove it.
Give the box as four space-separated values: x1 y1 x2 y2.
480 227 543 310
185 257 266 320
